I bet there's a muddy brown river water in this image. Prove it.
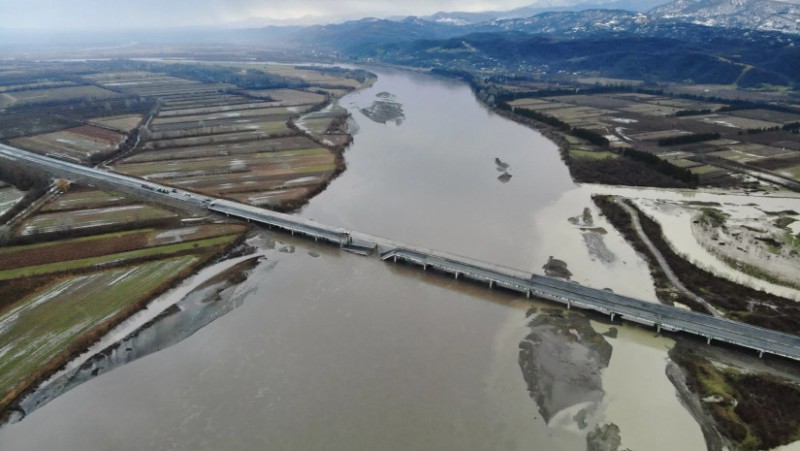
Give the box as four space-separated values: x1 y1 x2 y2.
0 67 709 450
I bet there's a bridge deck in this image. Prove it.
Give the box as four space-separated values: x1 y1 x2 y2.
209 200 350 246
381 248 800 361
3 143 799 362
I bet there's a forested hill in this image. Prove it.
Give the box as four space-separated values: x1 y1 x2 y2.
290 11 800 88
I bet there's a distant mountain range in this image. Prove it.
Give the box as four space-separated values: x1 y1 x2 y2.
287 6 800 89
417 0 800 34
650 0 800 34
422 0 668 25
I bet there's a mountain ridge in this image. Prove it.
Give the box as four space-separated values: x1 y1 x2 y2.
650 0 800 34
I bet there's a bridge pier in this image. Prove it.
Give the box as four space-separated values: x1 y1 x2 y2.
454 272 460 280
526 290 531 299
393 256 397 263
656 324 661 334
759 350 764 359
610 312 615 321
423 264 427 271
707 337 712 345
567 300 571 310
489 280 494 289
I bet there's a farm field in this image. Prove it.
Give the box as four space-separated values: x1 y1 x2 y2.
88 114 143 133
294 104 351 146
39 189 128 212
0 61 367 209
83 71 233 97
123 136 317 163
0 224 245 275
0 59 373 418
0 186 24 218
505 88 800 185
696 114 782 130
0 233 239 281
115 134 339 208
260 65 362 88
778 165 800 179
10 125 126 163
17 204 179 237
105 63 368 209
0 182 249 413
0 257 199 409
158 102 278 117
0 81 76 93
246 88 327 106
0 85 122 108
150 106 299 126
0 63 154 141
148 118 292 139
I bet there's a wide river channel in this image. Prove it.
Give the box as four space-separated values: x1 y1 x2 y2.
0 67 710 450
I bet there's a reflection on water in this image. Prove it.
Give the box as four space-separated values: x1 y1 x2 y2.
0 241 582 450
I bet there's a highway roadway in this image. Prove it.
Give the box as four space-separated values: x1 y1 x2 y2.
2 143 799 361
0 143 214 208
381 248 800 361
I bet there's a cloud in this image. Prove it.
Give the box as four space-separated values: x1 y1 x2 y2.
0 0 540 30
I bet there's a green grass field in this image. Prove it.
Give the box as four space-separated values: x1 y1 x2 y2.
18 204 178 237
0 257 199 405
570 150 618 160
0 85 121 108
40 190 128 212
0 233 240 281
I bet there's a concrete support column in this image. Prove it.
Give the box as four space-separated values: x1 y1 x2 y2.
656 324 661 333
489 280 494 289
567 301 571 310
759 350 764 358
707 337 712 345
423 264 427 271
526 290 531 299
455 272 460 280
393 256 397 263
610 313 615 321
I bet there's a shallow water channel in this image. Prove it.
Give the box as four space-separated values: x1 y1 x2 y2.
0 67 708 450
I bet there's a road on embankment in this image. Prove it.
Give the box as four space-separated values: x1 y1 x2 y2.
615 198 725 318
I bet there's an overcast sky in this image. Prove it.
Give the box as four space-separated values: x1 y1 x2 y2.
0 0 561 30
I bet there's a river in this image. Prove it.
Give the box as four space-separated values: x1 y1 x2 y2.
0 67 707 450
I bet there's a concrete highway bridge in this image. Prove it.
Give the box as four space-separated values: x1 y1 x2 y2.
2 143 799 362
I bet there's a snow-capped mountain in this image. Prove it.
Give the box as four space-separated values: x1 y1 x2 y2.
651 0 800 33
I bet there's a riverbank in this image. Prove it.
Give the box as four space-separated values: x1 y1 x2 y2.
9 252 263 423
669 340 800 451
492 105 696 188
0 228 252 423
0 62 386 423
591 193 800 449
